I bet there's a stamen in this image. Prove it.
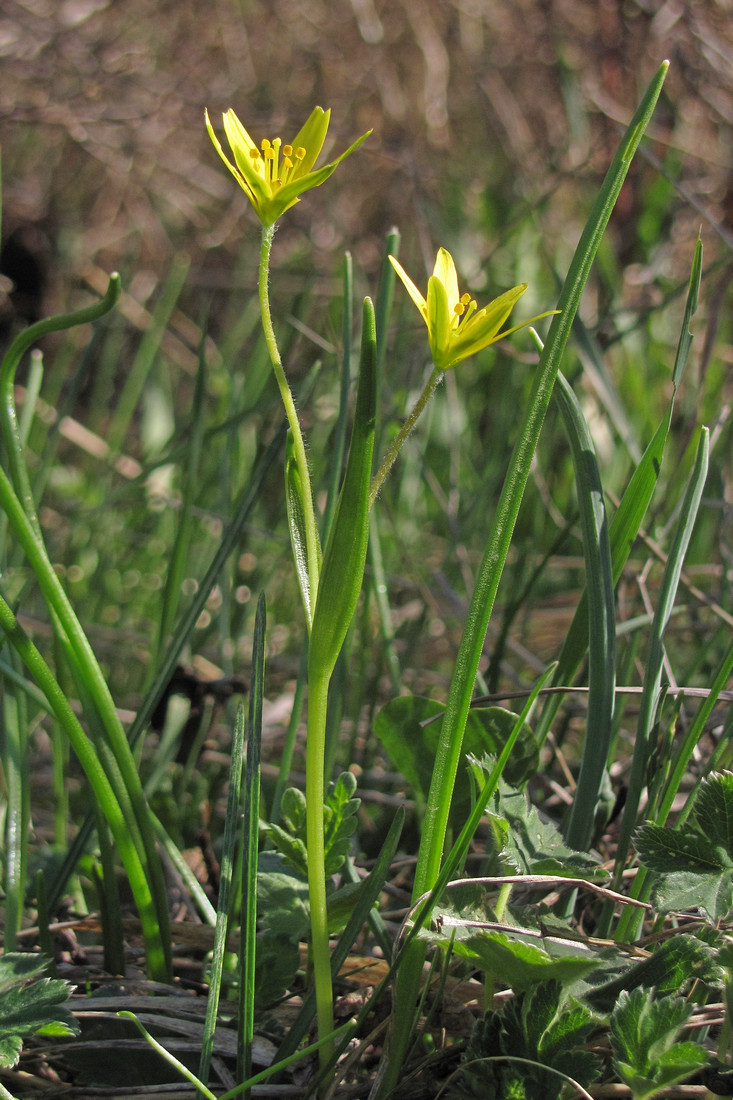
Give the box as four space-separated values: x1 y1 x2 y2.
283 144 293 157
295 147 306 161
249 148 260 161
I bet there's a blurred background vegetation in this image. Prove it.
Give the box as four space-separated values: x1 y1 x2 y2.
0 0 730 829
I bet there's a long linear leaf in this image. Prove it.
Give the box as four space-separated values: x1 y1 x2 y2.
615 425 710 939
553 372 616 852
376 60 670 1098
535 235 703 747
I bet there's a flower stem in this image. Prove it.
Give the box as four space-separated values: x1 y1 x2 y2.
259 224 320 622
305 670 335 1068
369 365 442 509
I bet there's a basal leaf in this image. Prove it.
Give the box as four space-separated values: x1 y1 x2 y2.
0 954 78 1069
373 696 539 825
452 931 599 991
586 935 717 1012
635 823 730 874
610 987 708 1100
652 869 733 923
485 780 604 878
690 771 733 855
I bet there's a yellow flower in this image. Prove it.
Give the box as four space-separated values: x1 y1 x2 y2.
205 105 371 227
390 248 557 371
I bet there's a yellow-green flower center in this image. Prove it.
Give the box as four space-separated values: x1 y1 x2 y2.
453 292 477 326
248 137 307 188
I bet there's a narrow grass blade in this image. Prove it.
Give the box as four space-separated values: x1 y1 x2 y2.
238 593 265 1091
321 250 354 542
107 254 190 453
614 425 710 939
198 701 247 1084
553 372 616 851
0 592 164 975
309 297 377 680
128 426 284 748
0 273 121 538
375 60 670 1097
153 322 208 665
535 233 703 747
1 650 28 951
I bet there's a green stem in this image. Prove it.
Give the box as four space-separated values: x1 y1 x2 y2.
259 225 320 620
369 365 441 509
305 670 335 1068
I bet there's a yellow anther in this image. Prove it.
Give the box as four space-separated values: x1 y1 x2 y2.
261 138 271 151
454 301 466 317
272 137 282 150
283 156 293 170
295 147 306 160
283 144 293 156
249 147 260 160
264 147 275 160
460 292 471 305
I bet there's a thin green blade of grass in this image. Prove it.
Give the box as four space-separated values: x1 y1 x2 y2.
106 254 190 454
1 649 28 951
153 321 208 666
534 234 703 748
321 250 354 542
614 424 710 941
238 593 265 1093
0 591 164 975
0 272 121 540
127 426 285 749
553 371 616 852
198 701 247 1085
375 60 670 1098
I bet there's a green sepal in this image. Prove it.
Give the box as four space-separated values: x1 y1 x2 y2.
309 297 377 679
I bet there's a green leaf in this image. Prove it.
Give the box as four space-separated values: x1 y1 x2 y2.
0 954 78 1068
690 771 733 852
373 696 539 822
309 297 377 680
483 780 603 878
452 932 600 991
635 823 730 873
585 935 718 1012
454 981 599 1100
260 773 361 878
635 773 733 921
610 987 708 1100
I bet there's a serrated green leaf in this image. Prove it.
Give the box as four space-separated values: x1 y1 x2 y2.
484 780 603 878
586 935 717 1012
652 870 733 923
374 696 539 826
610 987 708 1100
452 932 599 991
0 955 78 1069
636 823 730 874
456 981 599 1100
690 772 733 853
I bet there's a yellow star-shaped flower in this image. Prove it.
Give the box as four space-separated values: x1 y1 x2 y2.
390 248 557 371
205 105 370 227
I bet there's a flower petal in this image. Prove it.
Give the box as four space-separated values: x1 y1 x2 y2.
290 106 331 175
451 284 528 362
205 109 258 204
389 256 429 324
426 274 452 370
432 247 460 314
